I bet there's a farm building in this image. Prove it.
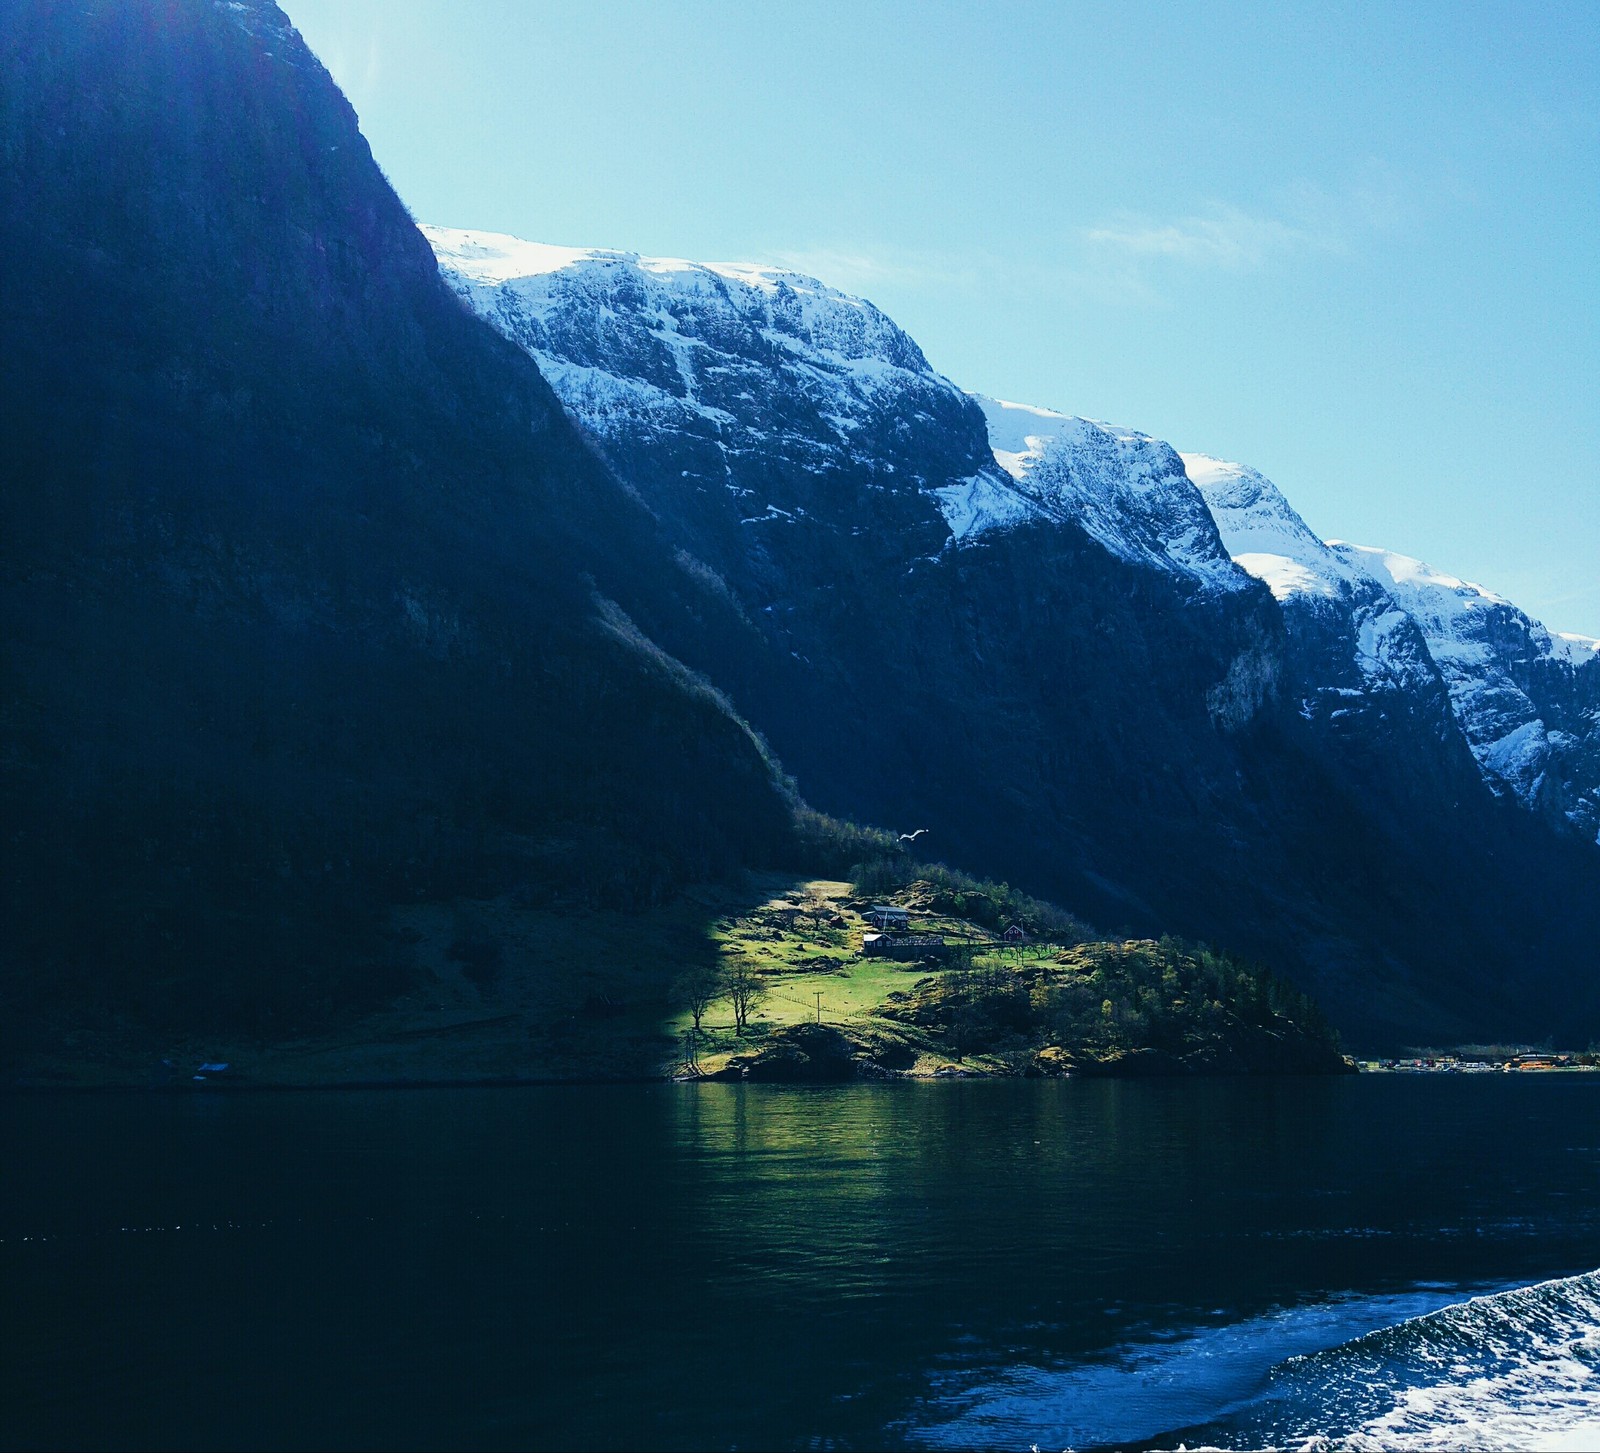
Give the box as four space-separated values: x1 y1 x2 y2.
862 932 947 961
866 905 910 930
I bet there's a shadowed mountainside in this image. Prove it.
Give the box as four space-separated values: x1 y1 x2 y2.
431 232 1600 1048
0 0 795 1034
2 0 1592 1056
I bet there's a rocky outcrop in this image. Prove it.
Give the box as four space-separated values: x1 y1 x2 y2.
1188 455 1600 846
711 1023 914 1082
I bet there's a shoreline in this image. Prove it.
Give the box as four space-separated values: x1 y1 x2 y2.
5 1060 1363 1094
23 1056 1600 1092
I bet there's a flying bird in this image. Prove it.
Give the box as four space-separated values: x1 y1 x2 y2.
899 828 929 844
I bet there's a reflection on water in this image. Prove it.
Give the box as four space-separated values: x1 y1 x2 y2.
4 1077 1599 1449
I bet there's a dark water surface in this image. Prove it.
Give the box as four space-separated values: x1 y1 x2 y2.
4 1077 1599 1450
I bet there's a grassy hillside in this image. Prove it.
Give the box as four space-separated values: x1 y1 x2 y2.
11 871 1347 1086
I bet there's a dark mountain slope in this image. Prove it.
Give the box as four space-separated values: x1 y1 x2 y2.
0 0 793 1031
431 235 1600 1048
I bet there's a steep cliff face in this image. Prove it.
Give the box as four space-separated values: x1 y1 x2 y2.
1188 455 1600 848
0 0 794 1029
430 227 1600 1044
975 398 1247 592
5 0 1590 1048
421 227 1004 576
1333 544 1600 845
427 230 1283 820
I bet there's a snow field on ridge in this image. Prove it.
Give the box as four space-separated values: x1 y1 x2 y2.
424 224 1599 837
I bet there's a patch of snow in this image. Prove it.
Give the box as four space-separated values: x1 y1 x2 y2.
1183 452 1355 601
1354 605 1422 682
427 225 1057 550
972 399 1246 591
1553 632 1600 665
1187 455 1600 835
1229 552 1340 601
423 229 599 283
1334 542 1509 607
1479 719 1551 801
1333 544 1543 673
1331 540 1598 823
979 397 1078 480
934 473 1043 541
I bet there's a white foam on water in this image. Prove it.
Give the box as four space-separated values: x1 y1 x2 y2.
899 1285 1477 1450
1328 1270 1600 1452
902 1272 1600 1452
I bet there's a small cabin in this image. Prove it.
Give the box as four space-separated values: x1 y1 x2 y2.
867 905 910 931
1002 924 1027 943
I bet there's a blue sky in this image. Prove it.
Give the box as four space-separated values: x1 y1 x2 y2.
288 0 1598 636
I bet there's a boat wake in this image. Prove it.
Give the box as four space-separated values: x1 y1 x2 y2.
904 1272 1600 1451
1226 1268 1600 1451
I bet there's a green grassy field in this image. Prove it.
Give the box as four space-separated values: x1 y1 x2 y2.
667 877 1049 1077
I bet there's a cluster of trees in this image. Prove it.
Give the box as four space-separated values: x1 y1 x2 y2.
882 936 1341 1064
673 963 767 1037
848 858 1093 940
789 810 902 880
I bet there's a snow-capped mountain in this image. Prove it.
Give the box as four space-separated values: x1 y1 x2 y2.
427 222 1598 1042
975 399 1245 593
1184 454 1450 712
429 224 1600 851
425 228 1244 593
1333 543 1600 841
424 226 1023 548
9 0 1596 1060
1183 452 1600 843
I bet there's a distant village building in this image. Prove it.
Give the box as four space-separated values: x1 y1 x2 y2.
867 905 910 931
1002 924 1026 943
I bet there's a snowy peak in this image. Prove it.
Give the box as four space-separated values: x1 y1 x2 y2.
1335 543 1506 609
1182 453 1358 602
973 398 1247 592
425 225 933 373
430 227 1260 589
1190 456 1600 839
1331 542 1583 675
1554 632 1600 666
427 223 1597 844
426 225 1017 542
1187 452 1447 713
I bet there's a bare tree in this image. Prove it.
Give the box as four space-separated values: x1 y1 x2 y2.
725 961 765 1036
674 967 724 1032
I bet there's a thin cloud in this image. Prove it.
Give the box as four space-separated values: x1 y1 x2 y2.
1083 171 1407 278
763 241 1163 315
757 172 1410 316
1085 205 1319 270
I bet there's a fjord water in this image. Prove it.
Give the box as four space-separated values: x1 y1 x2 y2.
5 1079 1600 1451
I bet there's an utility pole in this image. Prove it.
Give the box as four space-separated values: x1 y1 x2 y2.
814 990 823 1024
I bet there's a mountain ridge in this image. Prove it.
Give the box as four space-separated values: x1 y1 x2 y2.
3 0 1592 1056
429 225 1600 852
428 223 1600 1045
0 0 800 1033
